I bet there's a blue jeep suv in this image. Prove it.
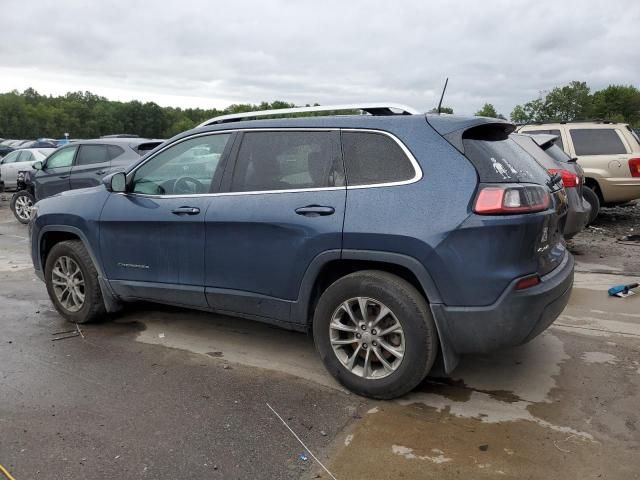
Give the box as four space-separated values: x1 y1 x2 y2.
29 104 574 399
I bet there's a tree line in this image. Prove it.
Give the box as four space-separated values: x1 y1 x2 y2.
456 82 639 127
1 81 638 140
0 88 302 140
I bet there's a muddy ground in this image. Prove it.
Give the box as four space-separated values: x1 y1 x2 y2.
569 201 640 273
1 197 639 480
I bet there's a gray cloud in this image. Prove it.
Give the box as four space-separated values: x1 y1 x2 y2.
1 0 638 116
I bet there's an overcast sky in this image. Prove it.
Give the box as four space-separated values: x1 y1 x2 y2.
1 0 639 116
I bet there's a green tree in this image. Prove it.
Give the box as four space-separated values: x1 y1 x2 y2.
428 106 454 114
591 85 640 126
475 103 501 118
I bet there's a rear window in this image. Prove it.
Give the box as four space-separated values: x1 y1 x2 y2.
570 128 627 155
462 125 551 185
544 143 572 164
341 131 416 186
520 129 564 151
231 131 343 192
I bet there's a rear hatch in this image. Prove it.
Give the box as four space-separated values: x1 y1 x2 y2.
428 117 567 284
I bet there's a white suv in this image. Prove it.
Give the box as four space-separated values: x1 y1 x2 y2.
518 122 640 221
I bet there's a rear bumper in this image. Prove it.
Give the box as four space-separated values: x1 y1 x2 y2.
599 177 640 203
432 251 574 360
562 190 590 237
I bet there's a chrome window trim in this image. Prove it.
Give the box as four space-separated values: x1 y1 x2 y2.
124 128 422 199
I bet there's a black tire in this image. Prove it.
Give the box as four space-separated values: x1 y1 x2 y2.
312 270 438 399
10 190 35 224
583 186 600 225
44 240 106 324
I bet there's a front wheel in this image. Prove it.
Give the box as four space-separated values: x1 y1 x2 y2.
313 270 438 399
45 240 106 324
11 190 35 224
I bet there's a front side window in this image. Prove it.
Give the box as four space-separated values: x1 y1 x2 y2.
341 131 416 186
230 131 343 192
2 151 21 164
132 133 231 195
46 146 77 169
570 128 627 156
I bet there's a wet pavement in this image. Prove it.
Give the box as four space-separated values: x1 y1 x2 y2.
1 196 639 479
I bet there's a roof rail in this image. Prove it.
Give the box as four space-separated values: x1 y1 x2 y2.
196 103 421 128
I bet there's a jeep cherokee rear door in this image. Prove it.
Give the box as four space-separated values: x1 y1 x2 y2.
203 130 345 323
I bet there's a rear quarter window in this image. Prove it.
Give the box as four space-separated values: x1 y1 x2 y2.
341 131 416 186
570 128 627 155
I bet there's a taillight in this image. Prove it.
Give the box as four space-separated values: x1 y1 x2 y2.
474 184 551 215
629 158 640 178
548 168 579 188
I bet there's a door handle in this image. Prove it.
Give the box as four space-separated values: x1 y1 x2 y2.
95 170 106 175
58 175 69 179
295 205 335 216
171 206 201 215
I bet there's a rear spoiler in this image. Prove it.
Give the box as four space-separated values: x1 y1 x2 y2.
425 115 515 153
131 141 164 155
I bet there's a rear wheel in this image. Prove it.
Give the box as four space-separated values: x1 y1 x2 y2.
313 270 438 399
583 186 600 225
45 240 106 324
11 190 35 224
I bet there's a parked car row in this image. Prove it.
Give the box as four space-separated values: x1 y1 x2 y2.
26 103 577 399
4 137 162 223
517 121 640 222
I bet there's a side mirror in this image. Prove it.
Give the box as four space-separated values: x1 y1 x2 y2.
103 171 127 193
33 161 44 170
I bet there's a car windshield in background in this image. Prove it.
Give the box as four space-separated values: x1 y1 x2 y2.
463 128 551 185
570 128 627 155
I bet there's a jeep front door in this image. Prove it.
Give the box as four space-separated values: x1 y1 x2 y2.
99 132 234 308
34 145 77 200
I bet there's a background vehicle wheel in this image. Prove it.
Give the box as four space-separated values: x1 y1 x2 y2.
10 190 35 224
44 240 106 324
313 270 438 399
583 186 600 225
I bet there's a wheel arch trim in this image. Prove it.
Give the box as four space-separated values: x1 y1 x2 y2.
37 225 121 312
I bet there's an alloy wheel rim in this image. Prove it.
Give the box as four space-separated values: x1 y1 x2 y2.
51 256 85 312
15 195 33 221
329 297 405 379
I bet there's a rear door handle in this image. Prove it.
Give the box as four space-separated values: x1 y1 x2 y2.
295 205 335 216
58 175 69 179
171 206 201 215
95 170 106 175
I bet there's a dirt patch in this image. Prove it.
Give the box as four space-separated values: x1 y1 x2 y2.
569 202 640 273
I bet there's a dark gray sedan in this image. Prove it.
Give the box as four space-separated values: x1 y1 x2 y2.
512 133 591 238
